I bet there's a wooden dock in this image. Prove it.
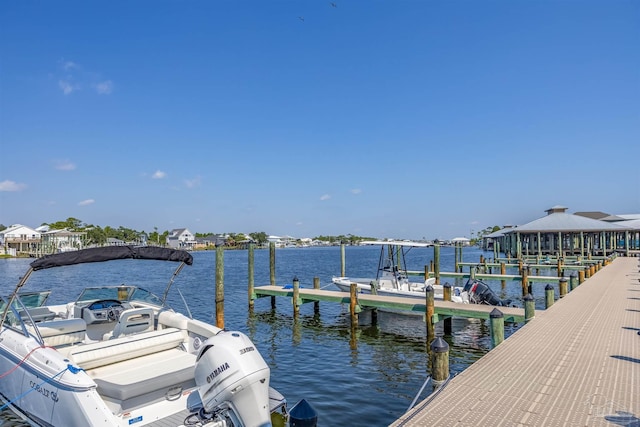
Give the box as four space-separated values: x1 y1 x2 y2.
253 286 526 322
391 256 639 426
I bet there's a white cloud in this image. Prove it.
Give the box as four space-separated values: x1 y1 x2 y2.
95 80 114 95
54 159 76 171
58 80 78 95
60 60 78 70
350 188 362 194
78 199 95 206
320 194 331 201
184 176 202 189
0 180 27 192
152 170 167 179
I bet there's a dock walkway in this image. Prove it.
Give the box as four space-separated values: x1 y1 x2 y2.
391 256 639 426
253 286 525 322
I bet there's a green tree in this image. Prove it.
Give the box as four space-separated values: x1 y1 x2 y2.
47 217 84 230
249 231 268 245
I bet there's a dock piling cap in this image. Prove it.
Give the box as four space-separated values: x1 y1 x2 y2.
545 283 554 290
430 336 449 353
490 308 503 318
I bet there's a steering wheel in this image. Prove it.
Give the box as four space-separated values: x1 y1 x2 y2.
82 299 128 324
107 304 125 321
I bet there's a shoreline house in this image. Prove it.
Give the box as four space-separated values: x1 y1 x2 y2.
40 228 87 254
0 224 41 256
482 206 639 258
167 228 196 250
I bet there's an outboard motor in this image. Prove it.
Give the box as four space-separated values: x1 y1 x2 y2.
463 279 512 306
193 330 272 427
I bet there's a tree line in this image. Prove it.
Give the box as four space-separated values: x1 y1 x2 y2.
0 219 376 247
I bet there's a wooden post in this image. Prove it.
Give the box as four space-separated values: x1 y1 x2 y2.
443 282 452 334
500 262 506 289
269 242 276 309
340 244 346 277
215 246 225 329
557 258 563 277
434 245 441 285
524 293 535 323
569 273 578 291
292 276 300 317
313 277 320 314
424 265 430 281
545 284 554 309
521 265 529 296
490 308 504 347
430 336 449 389
425 284 435 341
454 243 459 272
349 282 359 328
559 277 568 297
248 243 255 311
578 269 585 284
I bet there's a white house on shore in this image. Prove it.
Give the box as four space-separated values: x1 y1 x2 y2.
0 224 41 255
167 228 196 249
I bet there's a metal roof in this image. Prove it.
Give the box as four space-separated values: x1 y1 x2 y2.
506 213 632 233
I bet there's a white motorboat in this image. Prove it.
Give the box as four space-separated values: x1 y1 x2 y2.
0 246 308 427
332 241 512 308
332 240 469 304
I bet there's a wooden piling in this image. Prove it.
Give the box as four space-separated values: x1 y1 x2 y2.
269 242 276 309
569 273 578 291
578 270 585 284
489 308 504 347
545 284 554 309
313 277 320 314
443 283 452 334
426 285 435 341
340 244 346 277
215 246 225 329
521 266 529 296
293 277 300 317
559 277 568 298
434 245 441 285
500 262 506 289
248 243 255 311
524 293 535 323
424 265 430 281
557 258 563 277
430 336 450 389
349 282 359 328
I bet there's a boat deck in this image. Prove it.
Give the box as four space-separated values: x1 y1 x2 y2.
391 256 639 426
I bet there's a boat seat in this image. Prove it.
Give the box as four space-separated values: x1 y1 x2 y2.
103 307 154 340
88 348 196 401
20 306 56 322
64 328 185 370
28 318 87 347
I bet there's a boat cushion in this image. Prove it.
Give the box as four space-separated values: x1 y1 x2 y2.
28 318 87 347
65 328 185 370
88 348 196 401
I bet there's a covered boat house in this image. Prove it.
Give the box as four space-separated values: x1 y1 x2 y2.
483 206 639 258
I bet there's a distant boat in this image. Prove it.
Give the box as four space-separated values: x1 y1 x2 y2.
332 240 469 304
332 240 511 309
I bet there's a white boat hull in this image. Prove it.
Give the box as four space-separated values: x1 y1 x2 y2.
331 277 468 304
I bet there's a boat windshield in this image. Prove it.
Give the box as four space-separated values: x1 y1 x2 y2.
17 291 51 308
76 286 165 307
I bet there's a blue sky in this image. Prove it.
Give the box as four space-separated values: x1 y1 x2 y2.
1 1 638 240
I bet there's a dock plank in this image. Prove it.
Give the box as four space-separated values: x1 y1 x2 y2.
391 256 639 427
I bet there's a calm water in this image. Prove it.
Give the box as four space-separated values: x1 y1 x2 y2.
0 246 557 426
